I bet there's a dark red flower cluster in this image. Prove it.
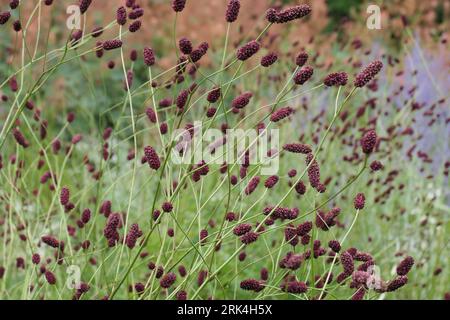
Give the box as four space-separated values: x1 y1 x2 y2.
261 52 278 67
103 40 122 51
125 223 143 249
264 175 279 189
240 279 264 291
160 272 177 288
263 206 298 220
190 42 209 63
266 5 311 24
41 235 60 248
360 129 377 154
232 92 253 109
270 107 293 122
12 128 29 148
354 193 366 210
324 72 348 87
354 60 383 88
293 66 314 85
295 52 308 67
143 47 155 66
245 177 260 195
396 256 414 276
144 146 161 170
236 40 260 61
103 213 121 247
79 0 92 15
179 37 192 55
225 0 241 23
283 143 312 154
207 87 221 103
171 0 186 12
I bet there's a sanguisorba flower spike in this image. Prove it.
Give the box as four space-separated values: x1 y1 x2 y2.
237 40 260 61
354 60 383 88
360 129 377 154
143 47 155 66
144 146 161 170
172 0 186 13
78 0 92 15
226 0 240 23
266 4 311 24
294 66 314 85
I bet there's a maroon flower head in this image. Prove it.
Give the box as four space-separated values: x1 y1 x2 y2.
32 253 41 265
45 270 56 285
387 275 408 292
103 39 122 50
360 129 377 154
146 107 157 123
354 60 383 88
41 235 60 248
261 52 278 67
10 0 20 10
207 87 221 103
12 128 29 148
125 223 143 249
267 5 311 24
172 0 186 13
179 37 193 55
270 107 293 122
225 0 240 23
116 6 127 25
296 221 312 236
233 224 252 236
306 153 321 189
143 47 155 66
60 187 70 206
328 240 341 253
81 209 91 224
294 181 306 195
236 40 260 61
240 231 259 245
91 26 103 37
340 252 354 275
396 256 414 276
176 290 187 300
295 52 308 67
352 287 366 300
245 176 260 195
264 175 279 189
162 201 173 213
240 279 263 292
324 72 348 87
79 0 92 14
160 272 177 288
354 193 366 210
286 281 307 294
200 229 208 244
129 8 144 19
13 20 21 32
232 92 253 109
283 143 312 154
176 89 189 109
294 66 314 85
144 146 161 170
370 160 383 171
129 20 141 33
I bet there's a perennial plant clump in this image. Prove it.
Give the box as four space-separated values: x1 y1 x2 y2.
0 0 447 301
